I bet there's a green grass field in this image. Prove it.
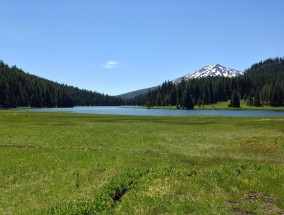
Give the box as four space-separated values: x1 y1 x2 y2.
0 111 284 214
150 100 284 110
195 100 284 110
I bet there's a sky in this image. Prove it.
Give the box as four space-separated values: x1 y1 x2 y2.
1 0 284 95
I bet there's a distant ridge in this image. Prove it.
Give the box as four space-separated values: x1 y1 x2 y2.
117 86 157 99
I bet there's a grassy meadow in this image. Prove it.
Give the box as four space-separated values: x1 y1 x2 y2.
195 100 284 110
151 100 284 110
0 110 284 214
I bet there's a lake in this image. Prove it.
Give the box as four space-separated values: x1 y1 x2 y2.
25 106 284 117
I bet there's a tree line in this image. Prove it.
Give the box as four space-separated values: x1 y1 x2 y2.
136 57 284 109
0 61 125 108
1 57 283 109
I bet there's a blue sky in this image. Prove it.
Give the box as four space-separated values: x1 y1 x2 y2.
1 0 284 95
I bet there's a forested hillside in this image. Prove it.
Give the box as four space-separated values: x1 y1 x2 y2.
141 58 284 109
117 86 157 99
0 61 124 108
1 58 283 109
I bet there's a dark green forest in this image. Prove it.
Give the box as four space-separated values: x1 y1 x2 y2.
142 57 284 109
0 61 125 108
0 58 284 109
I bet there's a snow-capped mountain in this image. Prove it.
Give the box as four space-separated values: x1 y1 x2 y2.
172 64 242 84
118 64 243 99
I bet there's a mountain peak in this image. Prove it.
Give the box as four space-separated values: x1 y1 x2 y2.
173 64 242 84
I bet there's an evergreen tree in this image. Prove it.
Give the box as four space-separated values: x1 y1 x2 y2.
229 91 240 108
182 86 194 109
246 93 253 106
0 75 10 108
253 92 261 106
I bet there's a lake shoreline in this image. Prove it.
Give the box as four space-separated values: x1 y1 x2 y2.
11 106 284 117
147 100 284 111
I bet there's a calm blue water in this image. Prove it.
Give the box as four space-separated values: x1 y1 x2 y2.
25 106 284 117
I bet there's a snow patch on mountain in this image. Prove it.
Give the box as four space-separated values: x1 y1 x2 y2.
173 64 242 84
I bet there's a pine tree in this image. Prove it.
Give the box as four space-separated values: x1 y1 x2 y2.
0 75 10 108
229 91 240 108
182 86 194 109
253 92 261 106
246 93 253 106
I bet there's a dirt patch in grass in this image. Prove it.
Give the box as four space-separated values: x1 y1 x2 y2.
229 191 284 215
231 207 256 215
247 192 284 215
240 138 280 154
0 144 36 148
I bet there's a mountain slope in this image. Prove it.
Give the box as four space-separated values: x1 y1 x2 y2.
172 64 242 84
117 86 157 99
